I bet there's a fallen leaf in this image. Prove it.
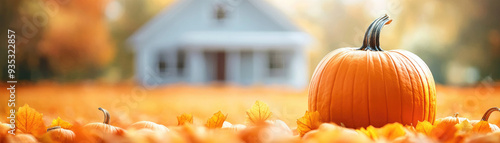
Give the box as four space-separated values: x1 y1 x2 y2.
430 122 457 142
15 104 46 137
377 123 406 140
456 120 472 133
177 113 193 125
205 111 227 129
416 121 434 135
49 117 73 129
296 111 322 137
356 126 378 140
405 125 416 133
246 100 272 125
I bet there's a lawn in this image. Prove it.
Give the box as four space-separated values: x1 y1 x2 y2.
3 82 500 129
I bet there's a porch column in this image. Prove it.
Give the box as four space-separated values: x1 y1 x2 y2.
187 48 204 83
289 48 307 88
253 50 269 84
226 50 241 84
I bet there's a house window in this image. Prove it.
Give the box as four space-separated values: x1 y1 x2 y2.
157 50 185 77
268 51 286 77
158 53 167 75
213 0 243 23
177 50 186 76
214 4 227 21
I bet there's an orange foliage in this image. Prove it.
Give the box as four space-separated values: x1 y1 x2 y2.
246 100 272 125
296 111 322 137
37 0 115 74
205 111 227 129
49 117 73 129
177 113 193 125
15 104 46 137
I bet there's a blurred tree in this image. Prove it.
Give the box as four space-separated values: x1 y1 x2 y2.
0 0 46 81
271 0 500 85
455 0 500 82
1 0 116 81
37 0 115 80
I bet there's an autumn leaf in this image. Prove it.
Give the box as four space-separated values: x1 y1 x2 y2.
16 104 46 137
356 123 406 141
405 125 416 132
205 111 227 129
356 126 378 140
377 123 406 140
297 111 322 137
49 117 73 129
177 113 193 125
246 100 272 125
455 120 472 133
430 122 457 142
416 121 434 135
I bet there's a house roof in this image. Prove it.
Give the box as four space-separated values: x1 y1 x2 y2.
128 0 310 49
179 31 310 49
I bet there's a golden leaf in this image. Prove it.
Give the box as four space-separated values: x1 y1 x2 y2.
430 123 457 142
15 104 46 137
456 120 472 133
246 100 272 125
297 111 322 137
416 121 434 135
377 123 406 140
177 113 193 125
356 126 378 140
49 117 73 129
205 111 227 129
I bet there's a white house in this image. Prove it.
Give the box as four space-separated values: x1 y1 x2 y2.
128 0 311 88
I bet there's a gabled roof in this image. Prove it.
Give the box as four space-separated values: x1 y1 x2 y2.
128 0 306 48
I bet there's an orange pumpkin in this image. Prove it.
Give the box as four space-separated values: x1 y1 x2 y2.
128 121 169 132
471 107 500 133
5 134 37 143
83 107 125 135
308 14 436 128
128 128 170 142
303 123 369 142
222 121 247 132
435 113 469 127
0 122 13 142
45 126 75 142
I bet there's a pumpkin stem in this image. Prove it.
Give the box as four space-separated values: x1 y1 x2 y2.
98 107 111 124
481 107 500 121
47 126 61 132
453 112 459 118
360 16 383 51
359 14 392 51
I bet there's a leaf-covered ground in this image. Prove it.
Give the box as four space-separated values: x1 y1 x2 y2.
1 82 500 142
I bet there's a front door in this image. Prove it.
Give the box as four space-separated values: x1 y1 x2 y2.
215 51 226 81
